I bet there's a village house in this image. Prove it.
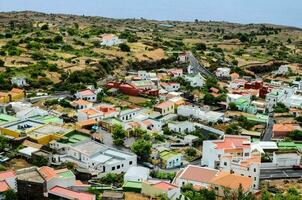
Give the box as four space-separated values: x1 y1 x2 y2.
159 150 182 169
100 34 123 46
167 68 183 77
141 180 180 200
272 123 301 139
11 77 28 87
50 139 137 176
215 67 231 78
154 101 175 116
173 165 253 196
177 105 228 123
184 73 205 88
72 99 93 110
160 82 180 92
131 80 156 90
75 89 97 102
124 166 150 182
178 52 189 63
201 135 260 189
0 88 25 104
118 108 141 122
0 170 16 198
229 79 247 89
273 65 289 76
168 121 196 133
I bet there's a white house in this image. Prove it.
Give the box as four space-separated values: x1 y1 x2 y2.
11 77 28 87
184 73 205 88
100 34 123 46
124 166 150 182
287 95 302 108
118 108 141 122
50 139 137 177
168 121 196 133
159 150 182 169
201 135 260 189
265 87 296 112
160 82 180 92
75 90 97 102
177 105 228 123
72 99 93 110
215 67 231 78
273 65 289 75
229 79 247 89
16 107 48 119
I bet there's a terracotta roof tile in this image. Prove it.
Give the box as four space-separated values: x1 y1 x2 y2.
0 181 9 192
210 172 253 191
49 186 95 200
178 165 219 183
153 181 178 191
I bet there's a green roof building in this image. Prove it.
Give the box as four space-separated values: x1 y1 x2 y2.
123 181 142 193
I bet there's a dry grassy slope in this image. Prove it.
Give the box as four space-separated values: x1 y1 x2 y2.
0 11 301 85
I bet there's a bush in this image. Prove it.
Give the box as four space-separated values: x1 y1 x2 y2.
274 102 289 113
119 43 130 52
131 139 151 161
0 59 4 67
185 148 197 157
40 24 49 30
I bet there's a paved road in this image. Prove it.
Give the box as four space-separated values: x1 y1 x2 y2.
188 52 215 78
260 168 302 179
262 116 274 141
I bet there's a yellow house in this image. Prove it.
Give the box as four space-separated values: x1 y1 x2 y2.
0 119 45 138
0 88 25 103
27 123 73 145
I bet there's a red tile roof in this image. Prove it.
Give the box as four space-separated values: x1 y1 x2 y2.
214 135 250 150
73 99 92 106
210 172 253 191
0 181 9 192
79 90 95 96
153 181 178 191
39 166 58 181
155 101 174 109
0 171 16 181
178 165 219 183
49 186 95 200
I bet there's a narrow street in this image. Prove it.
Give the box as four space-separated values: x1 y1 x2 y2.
262 116 274 141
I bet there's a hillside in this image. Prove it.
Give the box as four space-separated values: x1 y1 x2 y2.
0 11 302 92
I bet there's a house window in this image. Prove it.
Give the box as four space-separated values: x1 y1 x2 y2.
244 153 249 157
254 177 257 181
112 167 115 171
117 165 120 169
254 168 256 172
129 161 132 165
215 187 219 191
241 174 244 176
224 162 227 166
253 184 256 188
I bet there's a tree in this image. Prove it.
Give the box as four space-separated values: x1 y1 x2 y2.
119 43 130 52
131 139 151 161
228 102 237 111
0 59 4 67
223 184 256 200
3 189 17 200
185 147 197 157
195 43 207 51
274 102 289 113
40 24 49 30
112 124 126 146
225 123 240 135
288 130 302 140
